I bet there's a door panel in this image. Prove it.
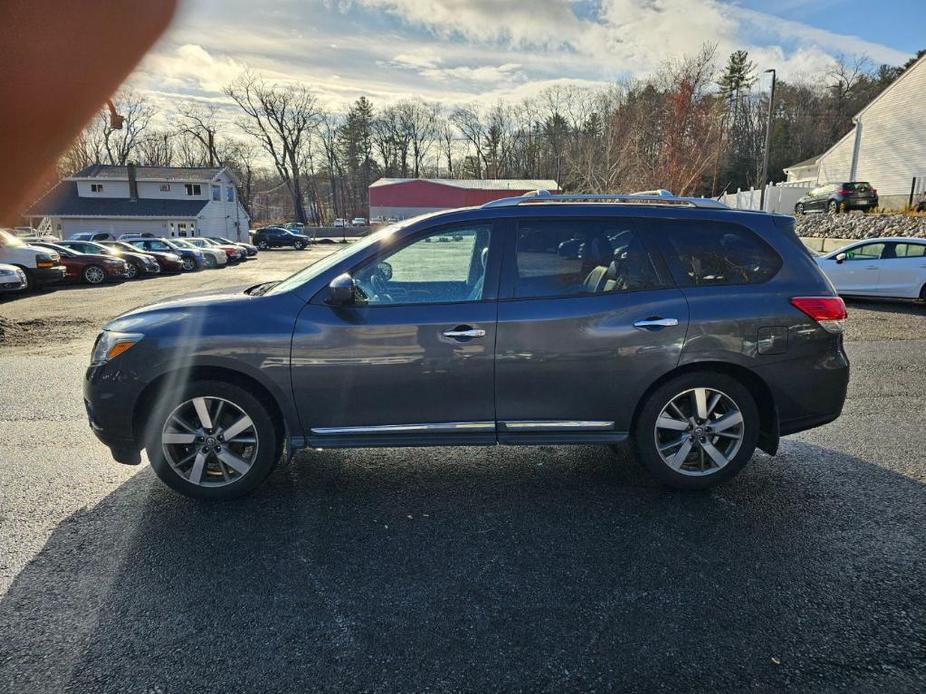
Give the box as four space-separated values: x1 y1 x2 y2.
494 217 688 438
881 243 926 298
292 302 497 434
834 242 885 294
495 290 689 435
291 221 500 445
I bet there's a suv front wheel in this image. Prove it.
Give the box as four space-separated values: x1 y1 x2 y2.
632 372 759 489
144 380 280 499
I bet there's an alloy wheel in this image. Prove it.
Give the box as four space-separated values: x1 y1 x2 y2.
653 387 745 477
161 396 259 487
126 263 138 279
84 266 105 284
181 257 195 271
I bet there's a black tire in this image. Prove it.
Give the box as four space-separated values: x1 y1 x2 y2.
82 264 106 284
828 200 839 214
795 203 804 215
919 283 926 303
181 256 196 272
125 262 140 279
204 255 217 269
632 371 759 490
293 240 306 250
257 240 269 250
144 380 280 500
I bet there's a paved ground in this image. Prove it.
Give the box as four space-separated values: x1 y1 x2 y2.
0 248 924 692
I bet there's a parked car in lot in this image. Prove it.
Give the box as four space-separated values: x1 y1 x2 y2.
795 182 878 214
186 237 244 263
816 237 926 301
56 239 160 279
118 233 155 240
171 238 227 268
71 232 116 242
0 229 66 290
104 241 184 273
0 263 28 294
126 238 205 271
252 226 311 250
333 218 347 228
207 236 258 257
84 191 850 500
351 217 368 227
31 241 128 284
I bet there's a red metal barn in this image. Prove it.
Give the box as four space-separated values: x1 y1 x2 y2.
368 178 559 220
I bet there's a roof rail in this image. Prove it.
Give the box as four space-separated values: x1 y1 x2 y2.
481 189 728 210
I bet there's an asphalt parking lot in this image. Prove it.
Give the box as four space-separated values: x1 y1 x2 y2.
1 247 925 692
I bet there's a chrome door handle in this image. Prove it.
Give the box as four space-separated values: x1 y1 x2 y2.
634 317 679 328
442 328 486 338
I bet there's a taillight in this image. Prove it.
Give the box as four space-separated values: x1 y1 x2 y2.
790 296 847 334
837 188 850 195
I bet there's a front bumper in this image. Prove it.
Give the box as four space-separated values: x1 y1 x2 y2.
34 266 67 284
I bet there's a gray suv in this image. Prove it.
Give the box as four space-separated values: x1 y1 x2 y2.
84 192 849 499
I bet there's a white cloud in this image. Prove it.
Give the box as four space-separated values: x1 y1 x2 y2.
124 0 912 117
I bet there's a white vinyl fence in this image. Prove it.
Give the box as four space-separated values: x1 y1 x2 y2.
719 182 814 214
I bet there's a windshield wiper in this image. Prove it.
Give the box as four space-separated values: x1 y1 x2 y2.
245 281 279 296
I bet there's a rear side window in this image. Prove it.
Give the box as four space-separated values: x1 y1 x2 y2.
662 222 782 286
513 219 666 299
892 243 926 258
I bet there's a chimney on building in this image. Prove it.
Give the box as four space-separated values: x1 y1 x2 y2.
127 162 138 202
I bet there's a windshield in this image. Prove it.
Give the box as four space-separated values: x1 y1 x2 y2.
0 229 27 248
266 224 401 296
169 240 193 249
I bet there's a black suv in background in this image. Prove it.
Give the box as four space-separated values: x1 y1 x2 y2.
85 192 849 500
251 226 311 250
795 182 879 214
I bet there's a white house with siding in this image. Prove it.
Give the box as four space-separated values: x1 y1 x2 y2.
25 165 250 240
784 54 926 208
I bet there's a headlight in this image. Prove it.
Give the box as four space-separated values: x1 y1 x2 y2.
91 331 143 365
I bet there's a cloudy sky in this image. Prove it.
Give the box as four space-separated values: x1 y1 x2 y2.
129 0 922 112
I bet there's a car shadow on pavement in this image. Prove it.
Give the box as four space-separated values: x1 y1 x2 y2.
1 442 924 693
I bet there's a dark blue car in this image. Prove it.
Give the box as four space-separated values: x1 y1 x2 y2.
85 191 849 499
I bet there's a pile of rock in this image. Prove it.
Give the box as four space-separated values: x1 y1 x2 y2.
795 213 926 240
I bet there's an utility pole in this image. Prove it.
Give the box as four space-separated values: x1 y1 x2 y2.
758 68 776 211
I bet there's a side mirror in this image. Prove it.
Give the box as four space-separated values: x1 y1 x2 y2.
327 272 355 306
835 252 847 264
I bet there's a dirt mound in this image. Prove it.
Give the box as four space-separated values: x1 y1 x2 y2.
0 316 96 348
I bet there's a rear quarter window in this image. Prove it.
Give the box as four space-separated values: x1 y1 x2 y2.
661 221 782 287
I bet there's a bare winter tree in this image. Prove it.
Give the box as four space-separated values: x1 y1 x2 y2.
102 93 154 165
225 71 322 223
176 102 223 167
137 130 173 166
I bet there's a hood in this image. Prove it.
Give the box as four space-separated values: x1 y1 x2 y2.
105 284 254 330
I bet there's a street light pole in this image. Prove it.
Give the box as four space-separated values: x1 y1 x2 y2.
758 68 777 212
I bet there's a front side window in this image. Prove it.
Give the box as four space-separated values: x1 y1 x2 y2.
91 183 104 193
226 187 235 202
514 219 664 299
844 243 885 261
212 185 221 201
663 222 782 286
353 224 492 305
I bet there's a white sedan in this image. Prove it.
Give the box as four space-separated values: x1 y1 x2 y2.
0 263 27 294
816 237 926 301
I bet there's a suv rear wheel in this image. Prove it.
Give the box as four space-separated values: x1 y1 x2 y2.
144 380 279 500
257 239 269 250
632 372 759 489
